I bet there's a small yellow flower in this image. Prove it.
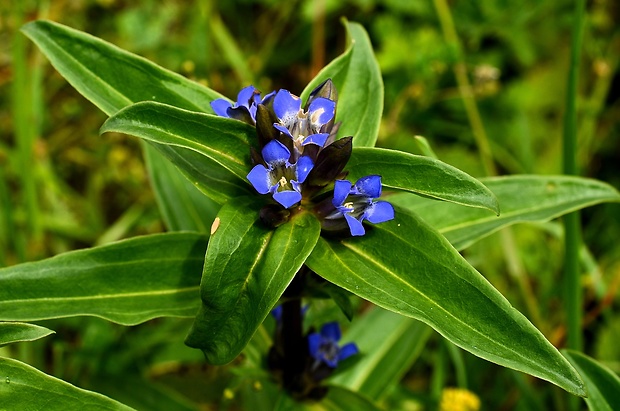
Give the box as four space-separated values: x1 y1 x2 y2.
439 387 480 411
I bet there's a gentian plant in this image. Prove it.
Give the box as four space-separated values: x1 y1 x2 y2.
2 18 620 410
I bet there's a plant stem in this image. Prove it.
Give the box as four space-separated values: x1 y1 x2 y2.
280 271 306 393
433 0 496 177
433 0 542 328
563 0 587 352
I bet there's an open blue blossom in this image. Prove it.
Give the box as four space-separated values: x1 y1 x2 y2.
272 89 335 155
247 140 313 208
327 175 395 236
308 322 358 368
211 85 274 124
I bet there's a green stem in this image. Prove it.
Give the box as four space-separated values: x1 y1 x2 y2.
433 0 543 328
562 0 586 352
12 4 42 245
433 0 496 176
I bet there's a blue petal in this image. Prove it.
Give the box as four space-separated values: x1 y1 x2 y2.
271 305 282 323
338 343 359 362
247 164 272 194
302 133 329 147
274 90 301 122
366 201 395 224
295 156 314 184
273 190 301 208
308 97 336 126
332 180 352 207
262 140 291 164
236 85 256 107
324 355 338 368
345 213 366 236
308 333 321 360
260 90 276 105
355 175 382 198
321 322 341 342
211 99 232 117
274 123 293 138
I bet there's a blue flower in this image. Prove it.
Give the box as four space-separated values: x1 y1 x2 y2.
247 140 313 208
308 322 358 368
327 175 395 236
272 89 335 155
211 85 274 124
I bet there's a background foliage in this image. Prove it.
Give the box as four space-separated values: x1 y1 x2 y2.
1 0 619 409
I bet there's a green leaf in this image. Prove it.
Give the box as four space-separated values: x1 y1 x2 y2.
21 20 230 220
0 357 134 410
564 350 620 411
21 20 222 116
301 20 383 148
0 233 207 325
143 143 220 231
185 198 321 365
329 307 432 400
306 207 585 396
389 175 620 250
101 101 255 202
347 147 500 214
0 322 55 347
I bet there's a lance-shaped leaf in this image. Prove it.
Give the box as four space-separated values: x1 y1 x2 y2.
388 175 620 250
0 233 207 325
101 101 255 200
301 20 383 148
185 198 321 365
330 307 432 400
21 20 234 220
306 207 585 396
0 357 133 410
347 147 499 214
564 350 620 411
0 322 54 347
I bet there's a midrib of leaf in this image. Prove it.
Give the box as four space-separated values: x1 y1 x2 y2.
331 236 537 370
208 206 264 293
438 196 620 233
4 255 204 278
34 23 218 117
254 222 297 313
45 37 131 116
107 108 249 178
1 286 199 305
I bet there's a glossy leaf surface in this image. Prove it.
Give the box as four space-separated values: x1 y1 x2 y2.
347 147 499 214
185 198 321 365
22 20 231 222
101 101 255 202
389 175 620 250
301 20 383 148
306 207 585 396
0 322 54 347
564 350 620 411
0 233 207 325
0 357 133 410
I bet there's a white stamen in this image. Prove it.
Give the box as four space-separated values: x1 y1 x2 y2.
279 176 288 187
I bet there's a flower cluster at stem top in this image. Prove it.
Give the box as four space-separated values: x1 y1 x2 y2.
210 80 394 236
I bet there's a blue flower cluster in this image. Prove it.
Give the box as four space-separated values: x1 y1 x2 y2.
211 80 394 236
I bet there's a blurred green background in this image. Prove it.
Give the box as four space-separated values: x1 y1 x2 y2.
1 0 619 409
